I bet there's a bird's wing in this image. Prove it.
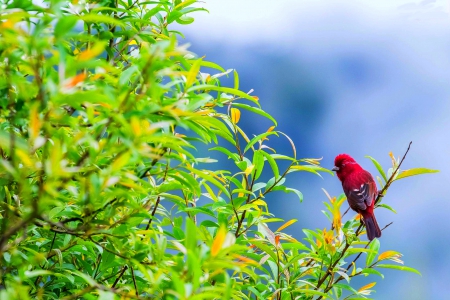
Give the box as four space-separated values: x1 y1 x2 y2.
344 171 377 211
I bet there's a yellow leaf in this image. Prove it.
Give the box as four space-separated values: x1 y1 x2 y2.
16 149 33 167
78 43 105 61
236 126 250 143
267 126 275 132
130 116 141 136
29 104 41 139
112 152 131 171
332 207 341 232
1 19 15 29
244 164 254 176
316 239 322 248
211 226 227 256
195 109 212 115
252 96 259 101
378 250 400 261
276 219 297 232
232 254 258 266
358 282 376 292
389 151 396 166
252 199 267 207
351 262 356 276
186 58 202 88
323 228 333 244
231 108 241 124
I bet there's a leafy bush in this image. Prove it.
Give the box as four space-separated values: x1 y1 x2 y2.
0 0 438 299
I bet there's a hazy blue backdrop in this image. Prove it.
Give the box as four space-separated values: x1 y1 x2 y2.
176 1 450 298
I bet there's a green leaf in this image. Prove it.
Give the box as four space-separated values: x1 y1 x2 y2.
334 283 359 294
376 203 397 214
232 103 277 125
185 218 197 251
344 247 373 257
119 65 140 87
187 85 258 103
81 14 127 27
233 69 239 90
366 239 380 266
294 289 328 297
210 146 239 161
289 164 334 177
247 286 265 299
284 188 303 202
55 16 78 39
250 240 277 261
252 150 264 180
360 268 384 278
201 220 219 228
395 168 439 180
376 264 421 275
365 155 388 183
24 270 53 278
188 60 225 72
260 151 279 179
244 131 277 153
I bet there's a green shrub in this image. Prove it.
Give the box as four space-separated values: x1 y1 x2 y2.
0 1 438 299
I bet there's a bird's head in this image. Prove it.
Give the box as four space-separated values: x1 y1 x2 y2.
332 154 361 181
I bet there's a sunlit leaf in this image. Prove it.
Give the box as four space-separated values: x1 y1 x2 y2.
366 239 380 266
358 282 376 292
231 108 241 124
186 58 202 88
276 219 297 232
77 43 106 61
378 250 401 261
376 264 421 275
232 103 276 125
395 168 439 180
211 226 227 256
376 203 397 214
365 155 387 183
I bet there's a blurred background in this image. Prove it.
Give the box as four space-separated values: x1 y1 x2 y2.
176 0 450 298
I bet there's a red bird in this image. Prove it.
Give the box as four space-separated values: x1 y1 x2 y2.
332 154 381 240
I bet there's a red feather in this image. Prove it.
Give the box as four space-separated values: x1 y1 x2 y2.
333 154 381 240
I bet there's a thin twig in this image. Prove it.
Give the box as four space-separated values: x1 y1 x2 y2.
130 266 139 297
375 141 412 204
112 266 128 288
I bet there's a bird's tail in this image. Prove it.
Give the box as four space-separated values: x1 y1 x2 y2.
362 211 382 241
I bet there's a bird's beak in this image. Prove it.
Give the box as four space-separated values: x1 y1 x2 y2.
332 166 339 172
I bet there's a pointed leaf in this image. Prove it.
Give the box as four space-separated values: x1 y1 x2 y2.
366 239 380 266
276 219 297 232
358 282 376 292
376 264 421 275
395 168 439 180
365 155 387 183
232 103 277 125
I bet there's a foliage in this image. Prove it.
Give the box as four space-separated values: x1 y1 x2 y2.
0 0 438 299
